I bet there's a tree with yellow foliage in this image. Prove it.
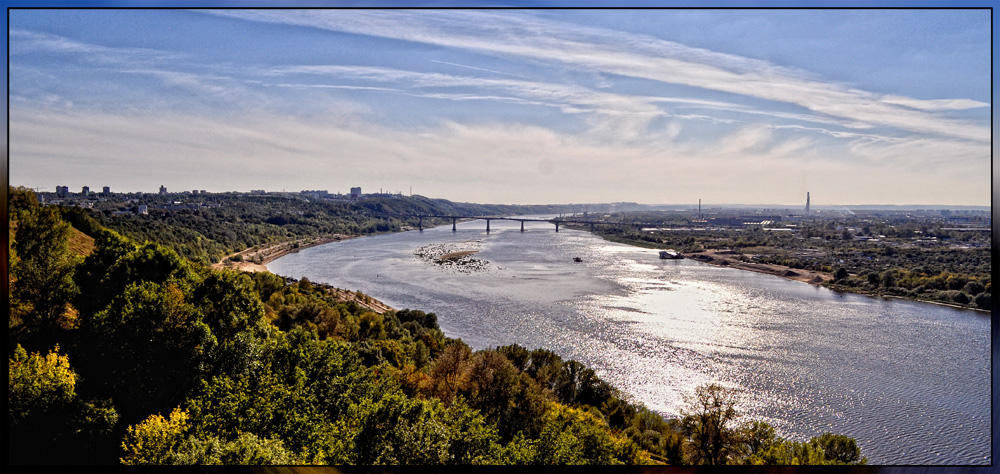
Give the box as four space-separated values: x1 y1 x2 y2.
120 408 190 465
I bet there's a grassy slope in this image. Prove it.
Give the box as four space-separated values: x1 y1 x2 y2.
67 225 96 257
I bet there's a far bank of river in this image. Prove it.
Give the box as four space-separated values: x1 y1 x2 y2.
590 231 989 313
265 219 991 465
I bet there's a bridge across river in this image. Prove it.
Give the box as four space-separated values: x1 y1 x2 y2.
413 215 584 232
408 215 665 233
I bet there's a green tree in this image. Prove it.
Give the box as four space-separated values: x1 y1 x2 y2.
168 433 301 465
8 239 33 349
83 281 213 424
250 271 286 303
441 399 503 464
426 342 473 405
880 270 896 288
357 311 387 340
493 433 538 464
182 328 373 463
8 186 39 219
810 432 866 464
736 420 776 462
346 392 452 464
195 271 266 342
962 281 985 296
535 404 649 465
974 292 991 310
10 206 80 342
9 345 119 464
680 383 741 465
9 344 76 427
73 229 138 317
833 267 849 281
459 349 547 441
599 396 636 430
749 439 831 465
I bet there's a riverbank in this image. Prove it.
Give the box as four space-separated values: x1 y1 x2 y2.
682 248 832 285
213 234 397 314
594 232 990 313
824 283 991 313
586 229 833 287
212 234 355 273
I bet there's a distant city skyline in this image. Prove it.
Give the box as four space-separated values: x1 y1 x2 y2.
8 8 992 206
35 184 993 211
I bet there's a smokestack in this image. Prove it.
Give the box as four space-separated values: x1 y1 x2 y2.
806 192 810 214
698 199 701 218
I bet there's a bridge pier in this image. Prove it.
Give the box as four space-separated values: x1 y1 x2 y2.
555 222 559 232
418 216 423 231
520 220 524 232
486 219 491 233
452 218 457 232
590 222 594 232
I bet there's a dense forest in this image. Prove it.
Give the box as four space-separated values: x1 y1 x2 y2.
9 187 866 465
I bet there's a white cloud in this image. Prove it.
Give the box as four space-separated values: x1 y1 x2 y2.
10 29 179 65
880 95 990 111
9 13 988 205
10 106 989 205
265 64 666 138
206 10 990 143
429 59 529 79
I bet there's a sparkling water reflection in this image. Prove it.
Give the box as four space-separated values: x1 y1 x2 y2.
268 219 990 465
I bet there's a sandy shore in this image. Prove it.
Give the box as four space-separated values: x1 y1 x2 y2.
437 250 479 261
681 248 832 285
211 235 354 273
321 285 395 314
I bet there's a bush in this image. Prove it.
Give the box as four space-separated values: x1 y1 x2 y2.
974 293 991 310
810 432 866 465
833 268 848 281
962 281 985 296
879 271 896 288
937 290 962 302
952 292 970 305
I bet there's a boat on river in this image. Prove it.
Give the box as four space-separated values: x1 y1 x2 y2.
659 250 682 259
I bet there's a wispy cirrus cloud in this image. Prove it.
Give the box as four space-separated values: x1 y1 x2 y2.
12 104 987 205
10 29 181 65
260 63 924 143
265 64 666 138
15 24 974 149
205 10 990 142
9 10 989 205
429 59 530 79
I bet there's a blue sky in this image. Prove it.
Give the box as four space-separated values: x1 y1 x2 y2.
7 6 992 205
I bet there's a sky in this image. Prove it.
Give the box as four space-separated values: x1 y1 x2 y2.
7 6 993 206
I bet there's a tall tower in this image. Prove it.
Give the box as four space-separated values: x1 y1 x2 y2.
698 199 702 218
805 192 810 214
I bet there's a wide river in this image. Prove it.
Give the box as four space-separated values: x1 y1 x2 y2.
268 218 991 465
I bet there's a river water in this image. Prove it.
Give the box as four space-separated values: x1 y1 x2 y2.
268 218 991 465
